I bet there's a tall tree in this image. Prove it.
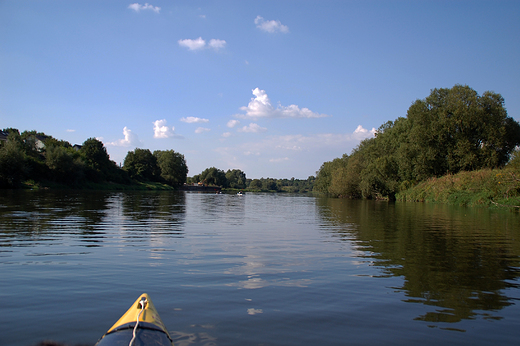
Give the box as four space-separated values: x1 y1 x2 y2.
249 179 262 189
0 138 26 187
313 154 349 193
45 145 83 183
153 150 188 186
406 85 520 178
123 148 160 181
80 138 111 171
198 167 227 187
225 169 247 189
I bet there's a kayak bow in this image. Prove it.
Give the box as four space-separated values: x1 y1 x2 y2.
95 293 174 346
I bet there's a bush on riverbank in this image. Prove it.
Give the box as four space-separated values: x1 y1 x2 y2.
396 166 520 209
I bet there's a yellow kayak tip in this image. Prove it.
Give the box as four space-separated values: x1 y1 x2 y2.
95 293 174 346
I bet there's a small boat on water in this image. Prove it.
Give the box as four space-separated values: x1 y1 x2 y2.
95 293 174 346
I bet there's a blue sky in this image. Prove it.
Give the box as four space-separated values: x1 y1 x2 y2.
1 1 519 179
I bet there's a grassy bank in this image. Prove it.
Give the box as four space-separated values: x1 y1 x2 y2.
396 168 520 210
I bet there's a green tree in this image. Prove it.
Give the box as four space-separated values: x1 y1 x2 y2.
198 167 227 186
123 148 160 181
316 85 520 200
356 126 402 199
0 138 26 187
262 178 278 191
406 85 520 178
249 179 262 190
79 138 113 182
153 150 188 186
80 138 111 171
225 169 247 189
188 175 200 185
313 154 349 194
340 151 365 198
328 167 350 197
45 145 83 184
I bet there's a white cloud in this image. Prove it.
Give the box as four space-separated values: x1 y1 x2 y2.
178 37 206 51
195 127 211 134
238 88 329 119
178 37 226 51
209 39 226 50
181 116 209 123
153 119 175 138
238 123 267 133
353 125 377 139
107 127 142 147
66 129 75 132
255 16 289 33
222 132 232 138
128 3 161 13
227 119 240 128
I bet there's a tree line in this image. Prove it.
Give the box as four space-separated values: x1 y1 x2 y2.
0 128 315 192
187 167 315 192
0 128 314 192
0 129 188 188
314 85 520 200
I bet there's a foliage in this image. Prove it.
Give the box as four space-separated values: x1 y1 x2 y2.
249 179 262 190
153 149 188 186
405 86 520 178
187 168 314 193
0 128 186 189
225 169 247 189
315 85 520 200
0 138 26 187
396 167 520 209
508 149 520 171
45 145 83 184
81 138 111 171
79 138 131 184
260 178 277 191
195 167 228 187
269 176 315 193
123 148 160 181
313 154 349 195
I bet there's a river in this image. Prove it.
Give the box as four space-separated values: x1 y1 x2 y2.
1 190 519 345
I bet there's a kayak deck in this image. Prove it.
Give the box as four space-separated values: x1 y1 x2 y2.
95 293 173 346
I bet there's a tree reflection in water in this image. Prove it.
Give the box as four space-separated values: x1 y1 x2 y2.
316 198 520 324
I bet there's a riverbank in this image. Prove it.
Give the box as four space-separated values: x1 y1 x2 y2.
21 179 177 191
15 166 520 211
396 167 520 210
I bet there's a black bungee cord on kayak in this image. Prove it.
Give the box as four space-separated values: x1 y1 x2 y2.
129 297 147 346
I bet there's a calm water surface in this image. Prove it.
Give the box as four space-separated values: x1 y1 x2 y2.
1 190 519 345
